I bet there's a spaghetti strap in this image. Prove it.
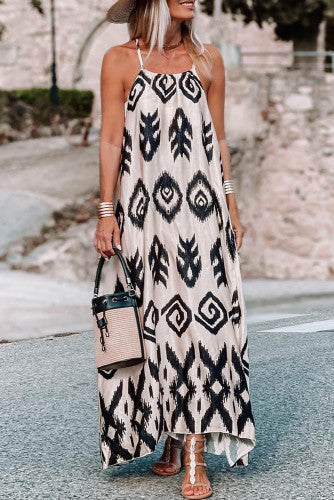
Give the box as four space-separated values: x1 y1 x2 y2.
135 37 144 70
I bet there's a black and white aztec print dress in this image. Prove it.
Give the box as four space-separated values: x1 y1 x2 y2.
97 38 256 470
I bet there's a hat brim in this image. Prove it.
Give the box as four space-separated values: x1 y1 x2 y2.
107 0 136 23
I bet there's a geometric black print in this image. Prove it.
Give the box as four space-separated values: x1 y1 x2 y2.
210 237 228 287
148 234 169 287
231 345 255 434
198 342 232 433
213 193 224 231
113 274 125 293
229 288 241 325
143 299 159 343
161 293 192 337
225 217 237 261
114 200 125 239
166 342 196 432
152 171 183 223
148 360 164 441
202 119 213 162
240 337 249 378
99 382 133 465
152 73 177 103
140 108 161 161
128 366 157 454
179 72 202 103
176 234 202 287
194 291 228 334
127 71 151 112
219 153 224 180
120 128 132 177
186 170 216 222
98 367 117 380
126 248 144 307
148 359 159 383
128 178 150 230
148 359 159 382
157 343 161 366
168 107 193 161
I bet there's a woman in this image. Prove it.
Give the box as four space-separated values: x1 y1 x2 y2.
94 1 256 498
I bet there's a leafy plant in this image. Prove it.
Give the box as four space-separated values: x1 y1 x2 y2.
0 0 44 38
0 88 94 128
199 0 334 42
30 0 44 15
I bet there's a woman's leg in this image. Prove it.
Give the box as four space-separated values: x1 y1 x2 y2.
182 434 212 499
152 435 185 475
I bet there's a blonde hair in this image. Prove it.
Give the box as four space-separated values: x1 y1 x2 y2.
128 0 213 79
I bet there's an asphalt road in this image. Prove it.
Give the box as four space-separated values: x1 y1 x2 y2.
1 295 333 500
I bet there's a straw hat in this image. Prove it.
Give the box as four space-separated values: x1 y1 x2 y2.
107 0 137 23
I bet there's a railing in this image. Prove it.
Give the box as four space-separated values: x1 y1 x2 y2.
241 51 334 72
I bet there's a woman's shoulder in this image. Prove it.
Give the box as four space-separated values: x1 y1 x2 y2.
203 43 224 65
103 39 135 57
102 40 136 67
202 43 225 82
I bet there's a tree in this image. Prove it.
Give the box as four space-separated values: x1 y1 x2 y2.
0 1 44 40
0 1 4 41
30 0 44 15
200 0 334 64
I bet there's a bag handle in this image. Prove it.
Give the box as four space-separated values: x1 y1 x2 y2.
93 247 135 298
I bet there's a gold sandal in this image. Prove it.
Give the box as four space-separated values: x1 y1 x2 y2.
152 435 185 476
182 435 212 500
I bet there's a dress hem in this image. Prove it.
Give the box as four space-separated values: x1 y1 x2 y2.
100 429 256 471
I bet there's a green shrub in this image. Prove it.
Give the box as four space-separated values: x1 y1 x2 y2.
0 87 94 126
58 89 94 119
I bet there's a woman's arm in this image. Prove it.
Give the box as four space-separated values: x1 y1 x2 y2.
94 46 125 258
205 44 245 250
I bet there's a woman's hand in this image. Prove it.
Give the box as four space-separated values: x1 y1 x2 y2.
94 216 121 259
230 212 245 251
227 198 246 251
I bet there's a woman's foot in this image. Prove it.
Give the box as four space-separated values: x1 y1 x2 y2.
152 435 185 476
182 434 212 499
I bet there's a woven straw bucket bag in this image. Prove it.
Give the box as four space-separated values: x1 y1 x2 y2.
91 247 146 371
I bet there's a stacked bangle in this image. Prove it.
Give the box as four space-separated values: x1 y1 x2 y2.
98 201 114 218
224 179 235 195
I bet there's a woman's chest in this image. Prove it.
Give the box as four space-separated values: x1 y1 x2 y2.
124 68 210 115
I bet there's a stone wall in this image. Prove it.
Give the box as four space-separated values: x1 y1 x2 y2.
228 70 334 280
0 1 290 98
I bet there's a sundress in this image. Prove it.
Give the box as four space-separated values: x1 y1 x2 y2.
96 37 256 470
